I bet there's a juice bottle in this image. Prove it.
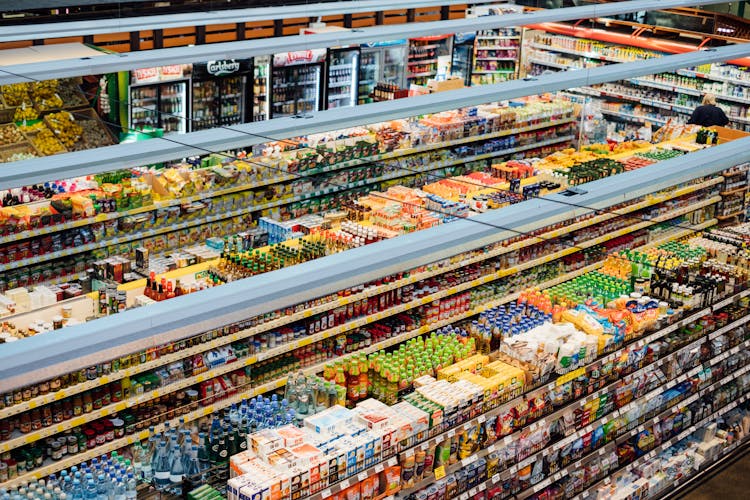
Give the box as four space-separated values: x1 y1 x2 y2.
347 361 360 407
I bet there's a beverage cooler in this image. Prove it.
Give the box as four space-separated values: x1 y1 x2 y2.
190 59 253 130
253 56 270 122
407 35 454 88
325 47 359 109
359 41 407 105
270 49 326 118
451 33 476 87
129 65 189 134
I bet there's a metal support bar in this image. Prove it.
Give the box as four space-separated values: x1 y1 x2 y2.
0 0 503 43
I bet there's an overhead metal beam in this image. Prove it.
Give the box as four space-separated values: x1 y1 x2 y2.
0 0 733 83
0 0 499 43
0 133 747 393
2 41 750 189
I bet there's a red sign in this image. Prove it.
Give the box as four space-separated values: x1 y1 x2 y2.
273 49 326 67
132 67 159 83
132 65 185 84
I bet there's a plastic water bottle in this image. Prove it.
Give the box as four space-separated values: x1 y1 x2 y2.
168 440 185 495
95 474 108 499
140 443 153 483
112 480 126 500
152 441 171 490
124 473 137 500
83 480 97 500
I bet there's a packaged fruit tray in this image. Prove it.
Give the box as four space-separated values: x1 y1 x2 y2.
0 123 27 147
0 142 40 163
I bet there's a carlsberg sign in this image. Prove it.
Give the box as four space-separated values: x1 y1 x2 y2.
207 60 241 76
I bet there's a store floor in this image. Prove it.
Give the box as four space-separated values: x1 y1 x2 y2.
680 454 750 500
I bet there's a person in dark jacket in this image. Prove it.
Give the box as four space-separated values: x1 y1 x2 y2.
687 93 730 127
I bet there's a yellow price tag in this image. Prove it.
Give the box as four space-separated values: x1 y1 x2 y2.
27 400 37 410
434 466 447 480
54 390 67 401
94 213 108 223
303 310 313 318
25 433 40 445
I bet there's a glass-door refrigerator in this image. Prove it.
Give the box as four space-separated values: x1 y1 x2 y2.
129 66 189 135
325 47 359 109
451 32 476 87
190 58 253 130
253 56 270 122
359 41 407 105
270 49 326 118
407 35 453 88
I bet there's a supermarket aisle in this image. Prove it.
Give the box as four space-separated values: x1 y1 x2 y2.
681 454 750 500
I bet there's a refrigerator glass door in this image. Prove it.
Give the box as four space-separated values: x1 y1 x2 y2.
358 48 380 104
452 44 473 86
327 49 358 109
253 57 269 121
272 65 321 118
160 80 187 134
382 45 407 89
192 79 220 131
130 84 159 131
220 75 245 125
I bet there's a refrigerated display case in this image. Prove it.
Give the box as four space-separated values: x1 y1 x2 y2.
325 47 360 110
129 65 189 135
270 49 326 118
467 3 522 86
408 35 453 88
191 59 253 130
253 56 270 122
359 41 407 105
452 32 476 87
472 27 520 85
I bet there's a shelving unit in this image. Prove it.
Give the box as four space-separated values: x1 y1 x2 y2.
526 32 750 134
472 29 520 85
0 153 730 489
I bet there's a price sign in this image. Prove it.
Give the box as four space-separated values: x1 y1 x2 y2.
434 466 447 480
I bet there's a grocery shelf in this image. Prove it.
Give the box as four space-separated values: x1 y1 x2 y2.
514 333 750 500
572 86 692 113
600 109 668 126
2 135 746 395
475 45 519 50
7 183 705 455
717 210 744 220
574 379 750 499
677 68 750 92
307 226 738 500
628 78 704 97
1 174 717 425
471 70 516 74
528 58 580 71
0 197 723 488
720 185 749 196
0 118 576 253
528 42 655 64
